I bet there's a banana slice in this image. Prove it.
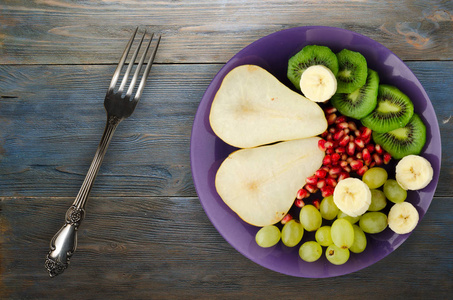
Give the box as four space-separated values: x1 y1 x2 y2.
395 155 433 190
300 65 337 102
333 178 371 217
388 202 419 234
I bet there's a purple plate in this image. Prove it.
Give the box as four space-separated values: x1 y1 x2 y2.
190 26 441 277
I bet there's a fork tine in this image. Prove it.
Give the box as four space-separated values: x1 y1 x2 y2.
118 31 146 94
125 32 157 99
108 27 138 93
134 34 161 101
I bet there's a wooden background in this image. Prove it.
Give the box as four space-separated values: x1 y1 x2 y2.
1 0 452 299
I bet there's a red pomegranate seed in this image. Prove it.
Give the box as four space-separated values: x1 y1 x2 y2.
341 154 348 161
354 138 365 149
366 144 375 153
347 142 356 156
331 153 341 162
354 129 361 137
375 144 383 154
384 153 392 164
321 186 334 197
350 160 363 171
343 166 351 173
337 122 349 130
326 148 334 155
317 178 326 189
325 107 337 114
329 166 342 176
321 166 330 173
294 198 305 208
324 141 334 149
346 157 354 163
373 153 383 165
312 199 320 209
334 130 345 141
305 184 318 194
357 165 369 176
323 155 332 166
356 152 363 160
339 135 350 147
335 147 346 154
318 139 327 151
315 169 327 178
348 122 358 131
327 114 337 125
296 188 308 199
321 130 329 138
344 128 350 135
281 214 293 224
363 148 372 165
349 135 355 143
339 160 348 169
329 127 336 133
338 172 350 181
370 162 376 168
360 126 372 140
326 177 337 187
306 175 318 185
335 115 347 124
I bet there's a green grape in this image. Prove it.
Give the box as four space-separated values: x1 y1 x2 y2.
320 196 339 220
359 212 388 234
362 167 388 189
300 204 322 232
299 241 322 262
255 225 281 248
349 225 367 253
368 189 387 211
337 210 360 224
315 226 333 247
281 219 304 247
331 218 354 249
326 244 350 265
383 179 407 203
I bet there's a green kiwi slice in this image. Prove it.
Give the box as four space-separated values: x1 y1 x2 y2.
331 68 379 119
372 114 426 159
336 49 368 93
287 45 339 90
361 85 414 133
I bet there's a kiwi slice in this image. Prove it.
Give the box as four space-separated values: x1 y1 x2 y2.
331 68 379 119
372 114 426 159
336 49 368 93
287 45 339 90
361 85 414 133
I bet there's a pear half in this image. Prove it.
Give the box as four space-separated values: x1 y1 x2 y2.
209 65 327 148
215 137 324 227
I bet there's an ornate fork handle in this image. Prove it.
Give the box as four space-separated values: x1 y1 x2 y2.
45 115 121 277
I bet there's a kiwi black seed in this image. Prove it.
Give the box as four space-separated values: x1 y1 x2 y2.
335 49 368 93
331 68 379 119
361 85 414 133
372 114 426 159
287 45 339 90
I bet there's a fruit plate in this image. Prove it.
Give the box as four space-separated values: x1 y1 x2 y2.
190 26 441 278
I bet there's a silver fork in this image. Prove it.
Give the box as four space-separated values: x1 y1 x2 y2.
45 28 161 277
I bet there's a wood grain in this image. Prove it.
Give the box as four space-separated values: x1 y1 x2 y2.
0 62 452 198
1 195 452 299
1 0 452 64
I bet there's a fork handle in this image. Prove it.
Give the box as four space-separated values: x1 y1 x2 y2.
45 114 121 277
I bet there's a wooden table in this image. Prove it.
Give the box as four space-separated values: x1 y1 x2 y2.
1 1 452 298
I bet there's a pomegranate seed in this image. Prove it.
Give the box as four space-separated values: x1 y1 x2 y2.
348 122 358 131
346 157 354 163
317 178 326 189
349 135 355 143
324 141 334 149
329 127 336 133
347 142 356 156
354 129 361 137
294 198 305 208
363 148 372 165
370 162 376 168
335 115 347 124
306 175 318 185
337 122 349 130
357 165 369 176
327 114 337 125
360 126 372 140
341 154 348 161
350 160 363 171
326 177 337 187
354 138 365 149
331 153 341 162
281 214 293 224
318 139 327 151
296 188 308 199
305 184 318 194
326 148 334 155
373 153 383 165
327 133 333 141
329 166 342 176
366 144 375 153
312 199 320 209
323 155 332 165
363 135 371 144
335 147 346 154
344 128 350 135
338 172 350 181
343 166 351 173
315 169 327 178
356 152 363 160
339 160 349 169
339 135 350 147
321 166 330 173
321 186 334 197
321 130 329 138
384 153 392 164
324 107 337 114
375 144 383 154
334 130 345 141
